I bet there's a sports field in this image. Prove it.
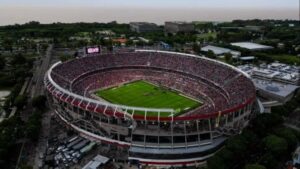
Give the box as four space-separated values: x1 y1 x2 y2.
95 80 201 117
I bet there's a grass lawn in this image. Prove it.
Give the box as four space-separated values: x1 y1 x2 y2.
197 32 217 40
271 54 300 65
95 80 201 117
256 53 300 65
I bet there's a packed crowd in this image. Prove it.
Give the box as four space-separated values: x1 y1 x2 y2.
49 51 255 117
52 52 238 86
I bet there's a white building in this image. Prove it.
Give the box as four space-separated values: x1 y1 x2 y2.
201 45 241 58
238 63 299 103
165 22 194 34
231 42 273 51
130 22 159 33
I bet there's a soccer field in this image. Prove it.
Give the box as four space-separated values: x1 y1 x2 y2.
95 80 201 117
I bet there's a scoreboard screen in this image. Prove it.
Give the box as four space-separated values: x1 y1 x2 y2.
86 46 100 54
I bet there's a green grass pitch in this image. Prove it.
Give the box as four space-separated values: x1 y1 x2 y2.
95 80 202 117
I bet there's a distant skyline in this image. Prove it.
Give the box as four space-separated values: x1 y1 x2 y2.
0 0 298 25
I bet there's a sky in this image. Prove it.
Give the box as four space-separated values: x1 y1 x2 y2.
0 0 298 25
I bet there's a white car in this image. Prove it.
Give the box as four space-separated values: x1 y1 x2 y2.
72 152 79 157
56 146 65 152
72 158 78 164
39 153 44 159
64 153 71 159
38 161 44 169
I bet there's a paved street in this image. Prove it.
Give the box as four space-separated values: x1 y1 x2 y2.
33 110 53 169
31 44 53 98
14 45 55 169
32 45 54 169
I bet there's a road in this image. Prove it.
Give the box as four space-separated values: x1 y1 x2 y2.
15 44 55 169
31 45 54 169
30 44 53 98
33 110 53 169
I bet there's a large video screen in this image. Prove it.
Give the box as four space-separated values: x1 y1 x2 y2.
86 46 100 54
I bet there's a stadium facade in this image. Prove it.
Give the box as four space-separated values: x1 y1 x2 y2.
44 50 257 167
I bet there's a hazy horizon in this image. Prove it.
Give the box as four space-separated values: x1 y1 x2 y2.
0 0 298 26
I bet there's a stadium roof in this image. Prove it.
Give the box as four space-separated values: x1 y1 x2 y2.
231 42 273 50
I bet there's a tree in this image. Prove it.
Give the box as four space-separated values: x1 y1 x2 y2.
0 57 5 70
32 95 47 110
20 164 33 169
244 164 266 169
14 95 27 109
258 153 277 169
192 43 200 54
2 38 13 52
224 53 233 64
73 51 79 58
216 148 234 168
274 128 297 150
26 111 42 141
271 105 288 116
249 113 283 137
226 135 247 157
207 155 227 169
59 55 72 62
11 53 27 65
207 50 216 59
0 116 23 168
263 135 288 158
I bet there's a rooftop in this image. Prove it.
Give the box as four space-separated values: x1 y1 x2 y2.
239 56 255 61
231 42 273 50
82 155 110 169
130 22 157 26
253 78 298 97
165 21 193 25
238 63 299 85
201 45 240 56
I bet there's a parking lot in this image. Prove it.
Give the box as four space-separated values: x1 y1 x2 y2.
37 115 132 169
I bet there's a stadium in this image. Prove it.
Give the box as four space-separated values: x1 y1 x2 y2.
44 50 256 167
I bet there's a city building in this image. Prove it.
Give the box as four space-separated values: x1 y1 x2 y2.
165 21 195 34
95 30 115 36
243 25 264 32
112 38 127 46
239 56 256 62
254 79 298 103
129 22 159 33
138 37 150 43
241 63 300 85
238 63 299 104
